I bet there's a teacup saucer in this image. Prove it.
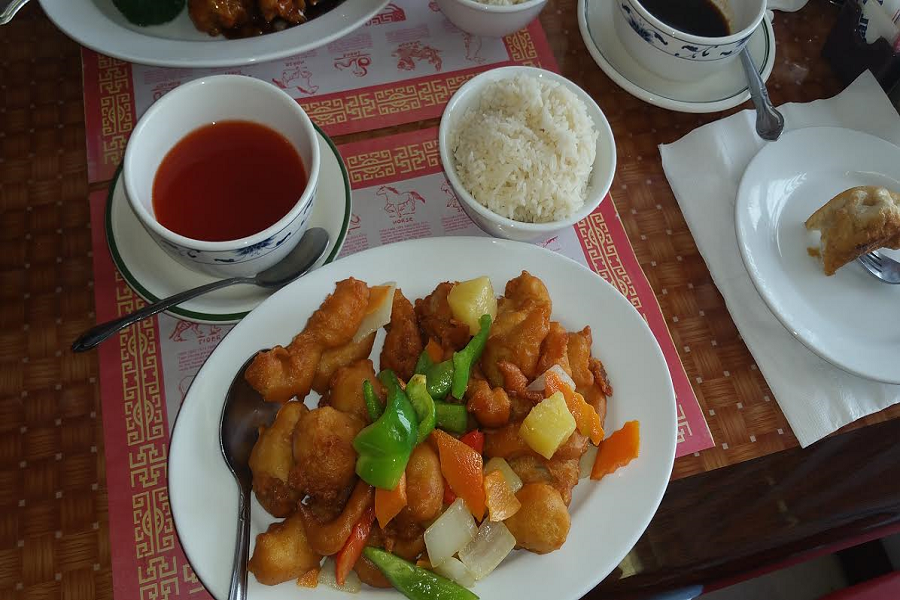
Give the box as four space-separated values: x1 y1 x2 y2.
105 126 351 324
577 0 775 113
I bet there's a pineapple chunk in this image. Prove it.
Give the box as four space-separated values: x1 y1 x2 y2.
519 392 576 459
448 276 498 336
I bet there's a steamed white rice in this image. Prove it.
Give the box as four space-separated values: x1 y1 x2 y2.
450 73 598 223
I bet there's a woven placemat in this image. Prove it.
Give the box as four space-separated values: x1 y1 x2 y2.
544 0 900 480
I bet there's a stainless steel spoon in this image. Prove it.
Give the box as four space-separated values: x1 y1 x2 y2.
739 46 785 141
0 0 30 25
71 227 329 352
220 355 282 600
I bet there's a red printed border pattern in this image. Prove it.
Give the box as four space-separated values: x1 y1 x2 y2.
80 21 557 184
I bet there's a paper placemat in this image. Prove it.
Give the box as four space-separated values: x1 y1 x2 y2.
88 126 711 600
80 0 557 183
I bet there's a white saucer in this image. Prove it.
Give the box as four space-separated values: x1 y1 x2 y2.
105 127 351 324
735 127 900 384
577 0 775 114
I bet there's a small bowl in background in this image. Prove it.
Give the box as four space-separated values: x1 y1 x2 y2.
438 66 616 243
123 75 320 279
434 0 547 38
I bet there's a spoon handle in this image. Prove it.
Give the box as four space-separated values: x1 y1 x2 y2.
228 486 252 600
739 47 785 141
71 276 250 352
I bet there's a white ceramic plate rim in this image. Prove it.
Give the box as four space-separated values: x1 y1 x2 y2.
735 126 900 384
39 0 390 68
438 65 616 233
577 0 775 113
106 126 351 324
168 237 677 600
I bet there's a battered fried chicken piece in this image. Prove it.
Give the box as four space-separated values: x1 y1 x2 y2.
246 278 369 402
259 0 308 23
380 289 423 382
311 332 376 395
188 0 253 36
567 326 595 390
321 359 385 424
535 322 572 376
484 424 587 461
400 444 443 524
504 483 570 554
415 282 471 354
289 407 364 502
466 379 511 428
248 401 307 518
507 455 581 506
248 510 322 585
481 272 552 387
496 361 543 404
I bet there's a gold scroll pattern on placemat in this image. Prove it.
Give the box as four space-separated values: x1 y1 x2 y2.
97 55 134 174
344 138 441 186
115 273 195 599
576 209 642 312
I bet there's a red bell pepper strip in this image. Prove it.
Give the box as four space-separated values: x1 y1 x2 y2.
459 430 484 454
335 506 375 586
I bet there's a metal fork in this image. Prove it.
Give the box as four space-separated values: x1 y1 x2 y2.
857 251 900 284
0 0 30 25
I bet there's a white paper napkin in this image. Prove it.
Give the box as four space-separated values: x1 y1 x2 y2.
659 71 900 447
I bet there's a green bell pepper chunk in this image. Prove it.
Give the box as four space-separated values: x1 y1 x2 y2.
451 314 492 400
363 547 479 600
406 374 437 444
354 370 418 490
434 401 468 434
414 351 454 400
363 380 384 421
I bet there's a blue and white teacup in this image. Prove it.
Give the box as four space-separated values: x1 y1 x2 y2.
614 0 767 81
124 75 320 279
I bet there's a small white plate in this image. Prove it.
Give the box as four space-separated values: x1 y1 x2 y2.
40 0 389 68
577 0 775 114
736 127 900 384
168 237 677 600
106 127 351 324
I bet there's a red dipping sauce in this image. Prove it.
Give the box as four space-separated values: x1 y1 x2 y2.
152 120 307 242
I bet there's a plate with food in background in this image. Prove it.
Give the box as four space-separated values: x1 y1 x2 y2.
735 127 900 384
40 0 390 68
168 236 677 600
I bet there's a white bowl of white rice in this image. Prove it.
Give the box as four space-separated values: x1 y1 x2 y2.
434 0 547 39
439 66 616 242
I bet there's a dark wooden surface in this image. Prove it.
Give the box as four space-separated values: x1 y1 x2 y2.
1 1 899 599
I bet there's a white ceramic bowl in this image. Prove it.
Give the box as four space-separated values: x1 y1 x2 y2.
439 66 616 242
614 0 766 82
123 75 320 278
435 0 547 38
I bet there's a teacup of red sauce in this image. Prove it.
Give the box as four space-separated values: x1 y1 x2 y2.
123 75 320 278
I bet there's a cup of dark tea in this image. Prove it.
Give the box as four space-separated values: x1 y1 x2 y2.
123 75 320 278
614 0 767 81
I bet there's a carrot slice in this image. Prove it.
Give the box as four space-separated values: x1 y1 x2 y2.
431 429 485 520
425 338 443 364
374 472 408 529
546 371 604 445
591 420 640 481
483 469 521 522
296 567 320 588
